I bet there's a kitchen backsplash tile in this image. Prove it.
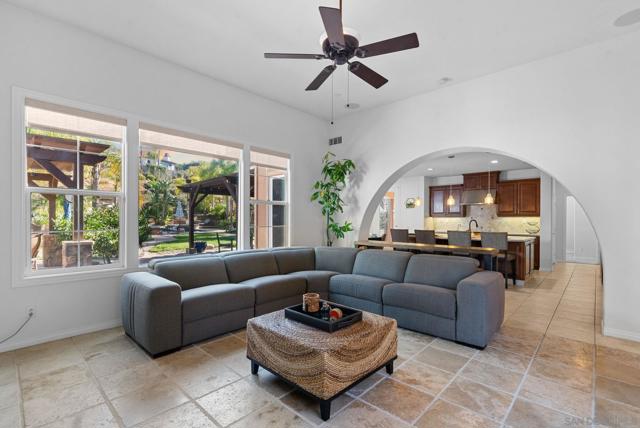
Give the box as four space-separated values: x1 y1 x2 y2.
425 205 540 235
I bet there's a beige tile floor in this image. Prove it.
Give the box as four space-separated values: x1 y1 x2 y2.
1 262 640 427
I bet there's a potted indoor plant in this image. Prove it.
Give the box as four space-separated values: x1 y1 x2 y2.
311 152 356 246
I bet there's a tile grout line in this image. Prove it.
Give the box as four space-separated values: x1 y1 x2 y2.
498 265 576 427
591 268 598 428
77 341 137 428
497 273 558 427
15 356 26 428
339 335 436 427
408 347 481 425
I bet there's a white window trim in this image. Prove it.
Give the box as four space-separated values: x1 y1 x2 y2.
11 87 293 287
248 160 291 248
12 88 132 287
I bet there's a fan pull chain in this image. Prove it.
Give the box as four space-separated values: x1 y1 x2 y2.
330 71 335 125
346 66 350 108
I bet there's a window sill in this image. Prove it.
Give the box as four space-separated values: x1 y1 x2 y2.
13 265 144 288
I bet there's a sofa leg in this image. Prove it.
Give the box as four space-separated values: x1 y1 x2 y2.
251 360 259 375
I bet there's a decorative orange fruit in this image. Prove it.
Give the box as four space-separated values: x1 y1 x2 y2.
329 308 343 320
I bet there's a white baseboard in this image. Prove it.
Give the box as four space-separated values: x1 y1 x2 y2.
603 325 640 343
0 318 122 353
565 256 600 265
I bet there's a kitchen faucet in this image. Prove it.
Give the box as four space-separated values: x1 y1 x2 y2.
468 218 479 232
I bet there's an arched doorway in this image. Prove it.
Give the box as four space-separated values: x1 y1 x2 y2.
355 148 602 285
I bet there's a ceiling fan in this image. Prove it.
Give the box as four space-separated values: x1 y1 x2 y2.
264 5 419 91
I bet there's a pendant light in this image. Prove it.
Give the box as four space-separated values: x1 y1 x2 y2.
484 156 495 204
446 155 456 206
446 190 456 206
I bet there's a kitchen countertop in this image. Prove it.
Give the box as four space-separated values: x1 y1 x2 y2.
434 232 537 243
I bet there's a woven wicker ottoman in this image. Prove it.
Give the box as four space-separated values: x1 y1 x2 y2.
246 309 397 421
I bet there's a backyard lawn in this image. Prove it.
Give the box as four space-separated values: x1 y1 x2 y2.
148 231 235 253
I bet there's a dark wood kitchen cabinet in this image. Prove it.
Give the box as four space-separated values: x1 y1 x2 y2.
518 180 540 215
429 185 466 217
496 178 540 217
463 171 499 191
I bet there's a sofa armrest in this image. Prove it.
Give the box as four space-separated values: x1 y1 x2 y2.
455 271 505 348
121 272 182 356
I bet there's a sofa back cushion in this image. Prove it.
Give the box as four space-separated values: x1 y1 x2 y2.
223 251 279 283
271 247 315 274
404 254 479 290
315 247 360 274
352 250 412 282
153 256 229 291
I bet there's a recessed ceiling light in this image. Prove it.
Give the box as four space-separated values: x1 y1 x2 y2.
490 160 499 164
427 167 434 171
439 77 453 85
614 9 640 27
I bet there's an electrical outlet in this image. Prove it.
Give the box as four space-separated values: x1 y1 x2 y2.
27 307 35 317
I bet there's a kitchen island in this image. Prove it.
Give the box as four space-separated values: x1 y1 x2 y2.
433 232 537 283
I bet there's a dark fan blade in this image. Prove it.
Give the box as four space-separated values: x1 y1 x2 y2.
306 65 337 91
349 61 388 89
264 53 325 60
356 33 419 58
319 7 345 47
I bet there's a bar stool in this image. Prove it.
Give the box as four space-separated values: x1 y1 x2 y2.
481 232 516 288
414 229 436 253
390 228 409 242
447 230 472 256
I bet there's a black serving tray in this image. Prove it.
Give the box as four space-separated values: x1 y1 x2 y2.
284 302 363 333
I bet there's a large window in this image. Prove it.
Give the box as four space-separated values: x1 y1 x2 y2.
13 91 293 283
250 150 289 249
24 99 125 274
138 124 241 264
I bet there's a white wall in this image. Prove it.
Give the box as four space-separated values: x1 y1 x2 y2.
0 3 327 351
566 196 600 264
331 30 640 341
539 172 553 271
553 182 571 263
389 176 426 232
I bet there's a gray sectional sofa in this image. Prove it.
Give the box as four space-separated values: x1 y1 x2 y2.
122 247 504 356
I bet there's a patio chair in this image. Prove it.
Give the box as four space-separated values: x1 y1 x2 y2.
216 232 236 252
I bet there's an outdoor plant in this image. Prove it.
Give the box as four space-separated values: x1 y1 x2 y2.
85 206 119 264
52 216 73 242
311 152 356 246
144 175 176 225
138 206 152 245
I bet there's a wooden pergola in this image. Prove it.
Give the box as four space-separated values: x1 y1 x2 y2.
178 173 253 251
27 133 110 235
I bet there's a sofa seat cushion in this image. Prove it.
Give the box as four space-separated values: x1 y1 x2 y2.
382 282 457 320
242 275 307 305
182 283 254 323
329 274 392 303
287 270 338 295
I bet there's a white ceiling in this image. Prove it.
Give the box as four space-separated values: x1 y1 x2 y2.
6 0 640 119
404 152 532 177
